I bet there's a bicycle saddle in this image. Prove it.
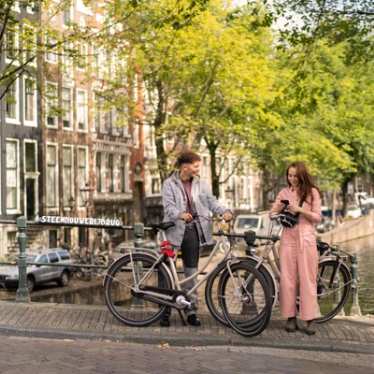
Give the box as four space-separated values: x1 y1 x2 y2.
150 222 175 231
244 230 256 246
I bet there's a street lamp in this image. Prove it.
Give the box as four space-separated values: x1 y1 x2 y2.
80 183 94 248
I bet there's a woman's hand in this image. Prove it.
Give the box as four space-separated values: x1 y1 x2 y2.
287 204 302 214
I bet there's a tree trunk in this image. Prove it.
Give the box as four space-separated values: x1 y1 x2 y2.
341 177 350 217
207 142 219 198
153 80 168 182
261 168 271 210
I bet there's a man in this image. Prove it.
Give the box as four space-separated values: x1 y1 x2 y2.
161 150 232 326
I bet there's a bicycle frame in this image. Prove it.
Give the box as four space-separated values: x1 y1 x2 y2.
124 233 237 308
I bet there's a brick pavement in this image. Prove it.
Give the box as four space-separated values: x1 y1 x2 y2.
0 301 373 354
0 336 373 374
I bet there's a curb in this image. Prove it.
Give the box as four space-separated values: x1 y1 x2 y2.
0 324 374 355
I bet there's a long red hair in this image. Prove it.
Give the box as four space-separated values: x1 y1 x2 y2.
286 162 320 203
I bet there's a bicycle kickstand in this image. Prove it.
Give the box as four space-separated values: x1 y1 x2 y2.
177 309 187 326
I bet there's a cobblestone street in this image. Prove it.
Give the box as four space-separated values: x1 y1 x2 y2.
0 336 373 374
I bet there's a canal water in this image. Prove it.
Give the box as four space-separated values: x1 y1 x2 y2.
0 237 373 316
346 235 374 316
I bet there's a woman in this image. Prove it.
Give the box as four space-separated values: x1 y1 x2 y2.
271 162 322 335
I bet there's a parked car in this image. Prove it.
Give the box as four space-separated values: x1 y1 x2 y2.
346 206 362 219
0 248 72 292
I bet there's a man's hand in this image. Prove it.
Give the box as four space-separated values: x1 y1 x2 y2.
180 212 193 222
222 211 233 222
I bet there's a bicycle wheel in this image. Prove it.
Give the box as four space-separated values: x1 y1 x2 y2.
315 259 352 324
104 253 172 327
219 261 272 337
205 258 276 327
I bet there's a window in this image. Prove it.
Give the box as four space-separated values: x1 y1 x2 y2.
151 178 160 195
5 79 19 123
96 152 102 193
5 27 18 61
25 142 37 172
62 87 72 129
77 42 88 70
45 34 58 64
94 94 103 133
48 252 59 263
46 144 58 208
46 82 58 128
49 230 58 247
37 255 48 264
6 140 19 211
63 3 72 25
24 77 37 126
119 155 127 193
62 44 73 78
77 147 88 206
77 90 88 131
58 251 70 260
103 108 112 133
108 154 114 193
63 146 74 207
22 23 37 64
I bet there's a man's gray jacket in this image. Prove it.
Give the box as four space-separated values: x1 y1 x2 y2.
162 171 228 247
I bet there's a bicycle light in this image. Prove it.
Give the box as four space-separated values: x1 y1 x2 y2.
160 240 175 258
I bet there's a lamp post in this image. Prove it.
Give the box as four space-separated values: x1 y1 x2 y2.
80 183 94 246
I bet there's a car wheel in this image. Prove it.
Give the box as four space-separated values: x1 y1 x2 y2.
58 271 70 287
27 276 35 292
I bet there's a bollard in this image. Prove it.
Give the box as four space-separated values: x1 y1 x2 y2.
16 216 30 302
133 223 144 307
133 222 144 249
350 254 362 316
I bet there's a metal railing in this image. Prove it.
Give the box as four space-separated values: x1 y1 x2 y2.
13 216 153 302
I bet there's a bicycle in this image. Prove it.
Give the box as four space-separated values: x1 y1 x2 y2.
103 221 273 337
233 213 353 324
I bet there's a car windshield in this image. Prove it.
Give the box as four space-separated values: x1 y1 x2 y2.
237 218 259 229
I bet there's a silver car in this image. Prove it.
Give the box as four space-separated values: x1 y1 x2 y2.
0 249 72 292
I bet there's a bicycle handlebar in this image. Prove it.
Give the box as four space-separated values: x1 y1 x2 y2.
213 230 280 243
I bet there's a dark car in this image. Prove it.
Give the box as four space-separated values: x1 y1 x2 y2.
0 249 72 292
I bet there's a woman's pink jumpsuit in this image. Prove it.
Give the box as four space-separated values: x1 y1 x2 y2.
271 187 322 321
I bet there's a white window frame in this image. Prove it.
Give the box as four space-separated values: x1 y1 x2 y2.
77 146 89 208
45 81 58 129
23 75 38 127
24 139 38 174
6 138 20 214
77 42 88 71
62 43 74 81
62 3 73 27
45 34 58 64
46 142 59 211
5 78 20 125
62 84 73 131
76 88 88 132
5 26 19 64
22 22 37 67
62 144 75 208
95 152 103 193
23 139 39 217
